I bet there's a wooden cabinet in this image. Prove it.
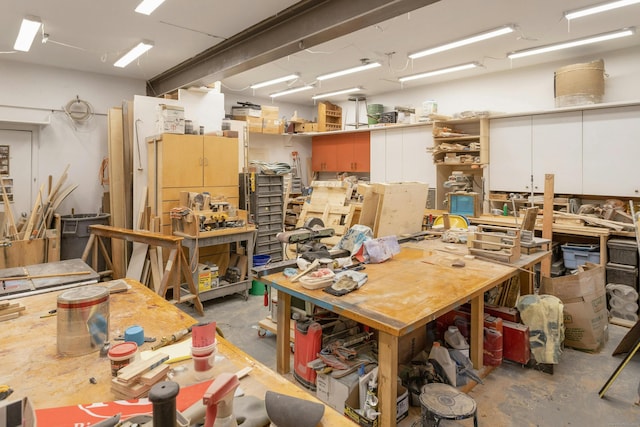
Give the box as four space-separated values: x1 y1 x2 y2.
311 132 370 172
582 105 640 197
489 111 583 194
147 133 239 234
370 126 435 184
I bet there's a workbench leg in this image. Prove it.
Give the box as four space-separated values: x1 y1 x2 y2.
470 294 484 370
276 290 291 375
378 332 399 427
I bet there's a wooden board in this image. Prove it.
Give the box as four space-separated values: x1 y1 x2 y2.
308 180 352 206
359 182 429 237
108 107 126 278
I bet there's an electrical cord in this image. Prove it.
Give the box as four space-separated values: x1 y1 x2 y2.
63 95 94 124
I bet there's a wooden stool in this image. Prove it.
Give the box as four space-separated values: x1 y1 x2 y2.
419 383 478 427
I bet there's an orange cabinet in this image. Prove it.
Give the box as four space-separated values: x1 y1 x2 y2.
312 132 370 172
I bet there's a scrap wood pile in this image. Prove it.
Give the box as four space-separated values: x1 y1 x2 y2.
553 199 635 232
1 164 76 241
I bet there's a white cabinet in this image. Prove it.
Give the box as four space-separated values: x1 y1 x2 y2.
531 112 583 194
583 105 640 197
490 111 583 194
489 116 532 192
370 126 435 185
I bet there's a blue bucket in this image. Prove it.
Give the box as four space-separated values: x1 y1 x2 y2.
253 255 271 267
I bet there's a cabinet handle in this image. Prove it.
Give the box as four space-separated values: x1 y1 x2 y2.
199 158 203 166
204 158 209 166
635 190 639 194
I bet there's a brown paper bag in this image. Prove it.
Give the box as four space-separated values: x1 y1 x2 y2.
540 262 608 352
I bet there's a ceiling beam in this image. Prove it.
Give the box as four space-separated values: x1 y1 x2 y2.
146 0 440 96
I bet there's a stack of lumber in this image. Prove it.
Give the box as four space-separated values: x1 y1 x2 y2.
469 225 521 263
111 352 171 399
1 165 76 241
0 301 25 322
295 181 359 245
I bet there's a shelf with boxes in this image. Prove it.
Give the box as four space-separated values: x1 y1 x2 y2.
605 238 639 323
231 103 284 134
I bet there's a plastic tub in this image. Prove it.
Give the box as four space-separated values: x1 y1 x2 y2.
108 342 138 377
253 254 271 267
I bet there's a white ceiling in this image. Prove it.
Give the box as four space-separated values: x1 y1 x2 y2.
1 0 638 106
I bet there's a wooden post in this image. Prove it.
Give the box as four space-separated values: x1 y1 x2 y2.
540 174 554 277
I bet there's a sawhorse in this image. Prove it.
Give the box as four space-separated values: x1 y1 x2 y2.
81 224 204 315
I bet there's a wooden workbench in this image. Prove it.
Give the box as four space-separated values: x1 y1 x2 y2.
259 243 518 427
2 279 354 426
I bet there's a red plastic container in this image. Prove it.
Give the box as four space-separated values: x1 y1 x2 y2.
293 321 322 390
483 327 503 366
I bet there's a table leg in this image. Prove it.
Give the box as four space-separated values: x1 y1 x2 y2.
378 331 399 427
470 294 484 370
276 290 291 375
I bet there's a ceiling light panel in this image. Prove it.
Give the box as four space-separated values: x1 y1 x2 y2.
317 62 381 81
135 0 166 15
398 62 480 82
114 40 154 68
270 85 314 98
311 87 362 100
14 16 42 52
564 0 640 20
408 25 515 59
508 27 635 59
250 74 299 89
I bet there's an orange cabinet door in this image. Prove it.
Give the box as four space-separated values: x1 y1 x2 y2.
312 135 337 171
352 132 370 172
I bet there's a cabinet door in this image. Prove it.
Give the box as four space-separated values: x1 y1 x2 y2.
203 136 239 186
489 116 533 192
401 127 434 183
160 134 203 187
531 112 582 194
312 135 337 171
351 132 370 172
583 105 640 196
336 133 359 172
369 130 386 182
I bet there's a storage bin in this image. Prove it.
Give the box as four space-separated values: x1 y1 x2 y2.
607 239 638 266
606 262 638 290
561 244 600 269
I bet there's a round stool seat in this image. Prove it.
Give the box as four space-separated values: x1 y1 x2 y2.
419 383 478 427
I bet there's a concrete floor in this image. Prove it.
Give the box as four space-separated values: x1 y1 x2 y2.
179 293 640 427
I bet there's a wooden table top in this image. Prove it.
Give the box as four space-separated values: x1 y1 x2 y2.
261 243 517 337
2 279 353 426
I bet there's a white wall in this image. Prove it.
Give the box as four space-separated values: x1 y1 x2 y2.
0 59 145 216
360 46 640 117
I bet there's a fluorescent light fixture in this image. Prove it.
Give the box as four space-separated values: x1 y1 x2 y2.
565 0 640 20
14 16 42 52
135 0 166 15
311 87 362 100
317 62 381 81
398 62 480 83
114 40 154 68
508 27 635 59
409 25 515 59
270 85 314 98
250 74 299 89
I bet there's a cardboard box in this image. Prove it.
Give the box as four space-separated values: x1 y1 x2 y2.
198 264 219 292
233 116 262 133
316 371 360 414
231 107 261 117
261 105 279 119
263 119 284 134
540 262 608 352
343 377 408 426
157 104 185 134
